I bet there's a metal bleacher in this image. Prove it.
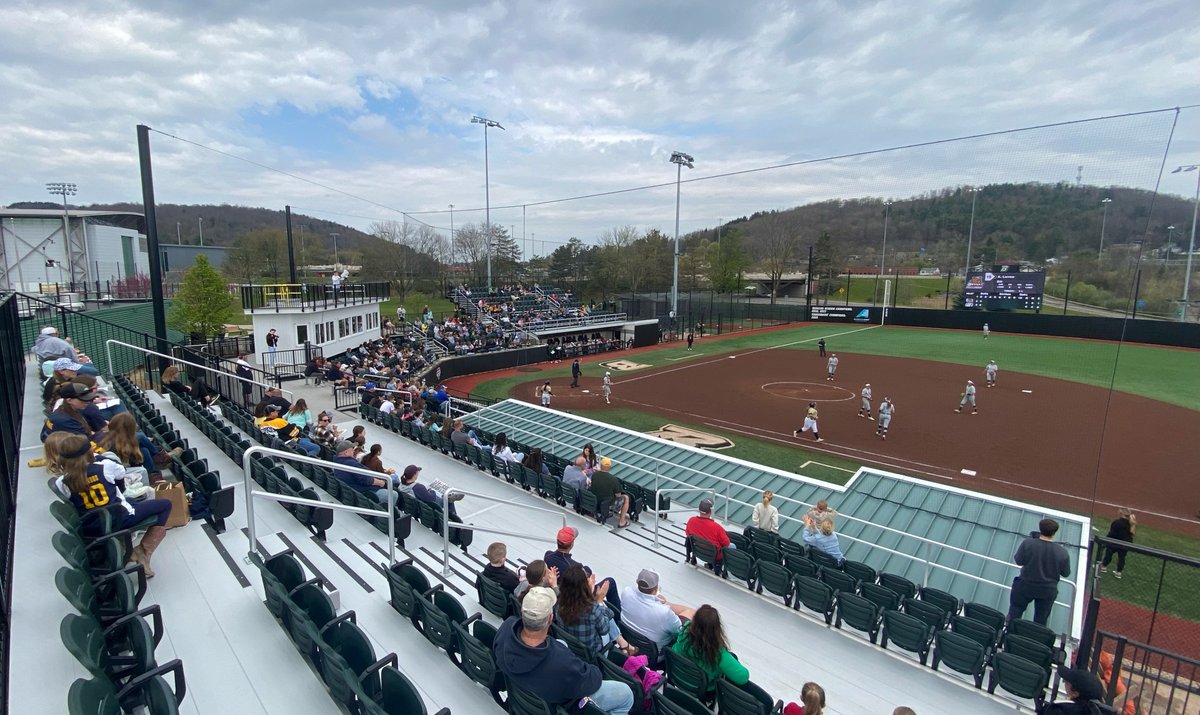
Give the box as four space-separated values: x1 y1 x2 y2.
462 399 1090 637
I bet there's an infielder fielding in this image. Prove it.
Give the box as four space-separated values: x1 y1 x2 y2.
858 383 873 420
794 402 824 442
602 372 613 404
956 379 978 414
985 359 999 388
539 381 553 407
826 354 839 382
876 397 894 439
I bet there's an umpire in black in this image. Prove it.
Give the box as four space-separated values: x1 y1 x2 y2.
1007 518 1072 626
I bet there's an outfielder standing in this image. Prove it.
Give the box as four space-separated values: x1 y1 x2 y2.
956 379 978 414
794 402 824 442
983 322 991 339
876 397 894 439
985 359 999 388
602 372 613 404
826 353 839 382
858 383 874 419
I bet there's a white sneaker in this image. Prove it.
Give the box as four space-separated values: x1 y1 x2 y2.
1099 565 1108 573
1113 571 1122 579
868 416 875 421
816 438 824 443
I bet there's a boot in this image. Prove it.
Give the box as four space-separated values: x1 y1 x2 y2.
132 525 167 578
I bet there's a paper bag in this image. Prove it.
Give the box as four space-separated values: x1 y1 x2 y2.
154 482 191 529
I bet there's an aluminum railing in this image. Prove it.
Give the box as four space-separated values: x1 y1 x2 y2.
105 339 294 398
652 487 717 548
437 487 564 576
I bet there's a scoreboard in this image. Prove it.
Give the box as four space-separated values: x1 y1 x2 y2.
963 268 1045 310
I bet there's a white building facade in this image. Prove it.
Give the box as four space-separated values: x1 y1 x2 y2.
0 209 147 292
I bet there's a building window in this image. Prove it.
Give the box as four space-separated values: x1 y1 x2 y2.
297 324 308 344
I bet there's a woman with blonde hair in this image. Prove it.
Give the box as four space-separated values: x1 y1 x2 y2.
46 432 172 577
752 490 779 533
803 517 844 563
1099 507 1137 578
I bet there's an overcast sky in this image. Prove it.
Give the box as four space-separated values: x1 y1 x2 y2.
1 0 1198 254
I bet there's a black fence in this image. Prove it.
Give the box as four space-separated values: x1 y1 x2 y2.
1075 535 1200 713
29 279 180 303
0 294 27 712
621 291 799 339
239 281 390 314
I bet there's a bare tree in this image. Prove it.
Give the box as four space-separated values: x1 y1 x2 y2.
752 212 799 304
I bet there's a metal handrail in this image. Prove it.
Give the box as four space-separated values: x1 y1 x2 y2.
440 486 566 576
241 445 397 565
652 484 716 548
105 339 294 398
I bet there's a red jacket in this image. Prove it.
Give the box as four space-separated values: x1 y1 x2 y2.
685 515 731 557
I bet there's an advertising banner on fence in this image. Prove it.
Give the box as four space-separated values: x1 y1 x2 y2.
810 306 875 322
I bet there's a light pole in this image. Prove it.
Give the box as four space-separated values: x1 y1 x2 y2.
298 225 307 276
176 221 182 245
1098 197 1112 261
330 232 340 265
471 115 505 292
1171 164 1199 321
1166 225 1176 260
669 151 695 324
46 182 77 285
198 216 205 246
448 204 455 264
964 187 980 277
880 199 893 275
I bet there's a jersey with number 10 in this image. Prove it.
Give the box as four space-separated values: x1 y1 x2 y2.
68 462 121 513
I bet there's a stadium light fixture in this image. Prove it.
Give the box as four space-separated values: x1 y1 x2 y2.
471 115 505 292
1097 197 1112 261
46 182 77 281
670 151 694 326
1171 164 1199 321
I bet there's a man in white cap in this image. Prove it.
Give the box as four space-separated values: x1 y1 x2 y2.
602 371 612 404
33 325 81 363
956 379 978 414
620 569 696 653
492 587 634 715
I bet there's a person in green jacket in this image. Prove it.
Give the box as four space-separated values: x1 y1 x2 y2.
670 604 749 692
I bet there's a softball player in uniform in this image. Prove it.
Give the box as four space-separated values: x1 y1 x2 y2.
602 372 612 404
983 322 990 339
876 397 894 439
956 380 978 414
826 354 839 381
794 402 824 442
859 383 873 419
985 360 998 388
539 381 553 407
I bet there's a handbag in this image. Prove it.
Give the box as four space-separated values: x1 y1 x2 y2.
154 482 191 529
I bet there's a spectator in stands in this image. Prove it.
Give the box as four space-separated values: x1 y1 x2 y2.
493 587 635 715
449 419 488 449
46 432 171 577
544 527 621 611
685 499 733 561
892 708 916 715
360 444 396 478
261 386 291 414
43 357 82 405
784 682 826 715
562 456 589 492
522 448 550 476
160 365 189 396
589 456 630 528
400 464 464 518
286 398 313 433
360 382 378 406
41 381 107 443
260 406 321 457
1007 518 1071 626
311 412 343 452
620 569 695 651
304 356 325 385
484 542 520 592
350 425 367 456
323 361 343 385
1036 668 1107 714
490 432 523 464
556 565 637 656
804 499 838 528
669 604 749 695
515 559 559 599
752 490 779 533
581 443 599 475
330 440 392 504
234 354 254 406
802 517 844 564
100 412 181 478
379 393 397 415
34 325 82 363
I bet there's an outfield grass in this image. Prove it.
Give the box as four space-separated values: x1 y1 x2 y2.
1087 516 1200 622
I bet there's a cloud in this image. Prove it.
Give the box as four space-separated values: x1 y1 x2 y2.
0 0 1196 250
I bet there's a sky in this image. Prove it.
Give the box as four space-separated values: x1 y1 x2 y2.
1 0 1198 256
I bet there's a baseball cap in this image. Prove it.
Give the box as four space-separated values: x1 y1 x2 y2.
556 526 578 546
402 465 421 478
636 569 660 590
59 382 99 401
334 440 356 453
599 456 612 470
698 498 714 514
53 357 83 372
365 382 376 390
40 326 58 335
521 587 557 623
1058 668 1104 701
77 363 99 377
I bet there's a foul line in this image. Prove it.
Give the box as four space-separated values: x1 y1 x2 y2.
799 460 856 474
616 324 880 386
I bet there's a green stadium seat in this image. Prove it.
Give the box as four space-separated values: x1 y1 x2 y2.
453 619 505 706
475 573 514 619
932 630 987 688
842 559 878 586
988 651 1048 699
653 684 712 715
835 592 882 643
860 582 901 613
722 547 758 590
755 561 795 606
880 610 934 665
664 648 712 703
919 586 962 617
793 575 835 624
